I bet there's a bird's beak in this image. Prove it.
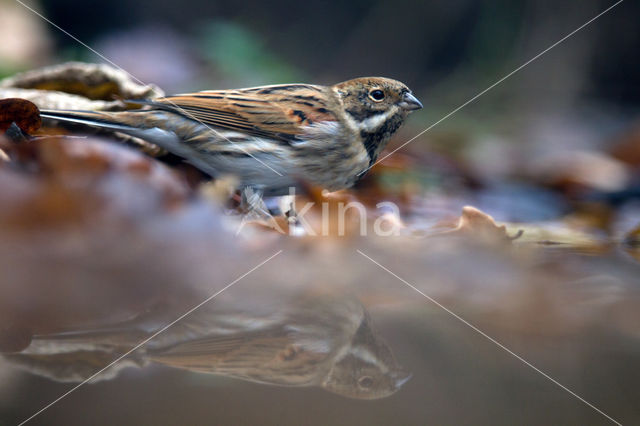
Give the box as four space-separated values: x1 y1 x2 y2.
399 92 423 111
393 370 413 388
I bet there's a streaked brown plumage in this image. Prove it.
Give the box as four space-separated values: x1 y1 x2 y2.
40 77 422 195
3 295 411 399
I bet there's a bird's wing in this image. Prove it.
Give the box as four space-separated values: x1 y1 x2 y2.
146 328 330 387
146 329 295 371
152 84 338 142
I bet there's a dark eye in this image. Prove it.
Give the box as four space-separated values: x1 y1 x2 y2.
358 376 374 389
369 89 385 102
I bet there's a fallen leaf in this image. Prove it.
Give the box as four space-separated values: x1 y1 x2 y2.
624 225 640 247
440 206 522 242
0 98 41 133
0 61 163 101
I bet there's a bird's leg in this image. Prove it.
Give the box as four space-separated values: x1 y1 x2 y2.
234 188 290 235
240 187 269 217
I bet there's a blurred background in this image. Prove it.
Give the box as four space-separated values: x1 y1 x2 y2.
1 1 639 425
4 0 638 106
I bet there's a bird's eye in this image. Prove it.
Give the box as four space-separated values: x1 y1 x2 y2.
369 89 385 102
358 376 374 389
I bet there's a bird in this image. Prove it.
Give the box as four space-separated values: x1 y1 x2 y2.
40 77 422 195
3 293 411 399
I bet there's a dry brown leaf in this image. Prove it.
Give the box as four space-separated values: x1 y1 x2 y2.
1 63 170 156
439 206 523 242
0 98 41 134
0 87 126 112
625 225 640 247
0 62 163 101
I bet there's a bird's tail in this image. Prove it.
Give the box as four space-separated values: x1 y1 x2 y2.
40 109 185 155
40 109 139 132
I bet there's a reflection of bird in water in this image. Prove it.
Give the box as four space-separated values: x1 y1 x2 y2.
3 293 410 400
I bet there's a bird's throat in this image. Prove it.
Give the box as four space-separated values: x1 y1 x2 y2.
359 112 405 166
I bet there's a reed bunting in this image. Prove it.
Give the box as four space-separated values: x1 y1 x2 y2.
5 295 410 399
40 77 422 195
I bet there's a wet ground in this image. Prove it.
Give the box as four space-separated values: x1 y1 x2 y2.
1 228 638 425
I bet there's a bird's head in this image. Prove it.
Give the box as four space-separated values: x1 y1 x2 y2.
322 311 412 399
332 77 422 164
333 77 422 127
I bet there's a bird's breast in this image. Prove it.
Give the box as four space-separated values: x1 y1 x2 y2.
291 121 370 190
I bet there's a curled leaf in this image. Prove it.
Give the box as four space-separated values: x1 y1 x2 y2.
441 206 523 242
0 87 125 111
0 62 163 101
